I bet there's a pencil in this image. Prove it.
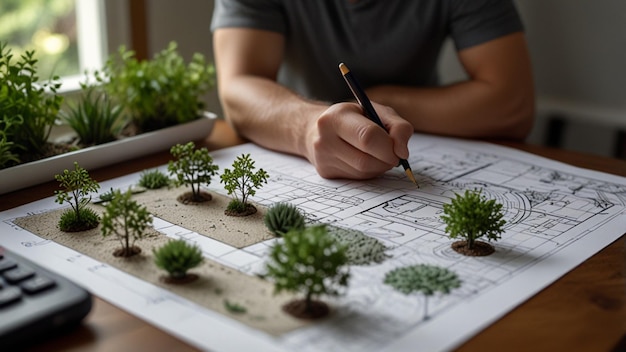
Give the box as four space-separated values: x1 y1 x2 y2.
339 62 419 187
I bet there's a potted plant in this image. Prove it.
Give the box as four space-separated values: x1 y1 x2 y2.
95 41 215 133
0 41 217 195
0 42 64 169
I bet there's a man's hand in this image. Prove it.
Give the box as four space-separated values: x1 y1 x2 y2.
304 102 413 180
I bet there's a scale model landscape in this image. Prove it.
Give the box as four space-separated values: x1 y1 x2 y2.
13 141 507 336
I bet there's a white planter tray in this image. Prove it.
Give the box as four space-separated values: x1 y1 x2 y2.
0 111 217 195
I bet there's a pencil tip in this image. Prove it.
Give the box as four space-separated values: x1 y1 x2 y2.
405 169 419 188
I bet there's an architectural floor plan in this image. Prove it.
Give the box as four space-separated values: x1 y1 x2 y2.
2 134 625 351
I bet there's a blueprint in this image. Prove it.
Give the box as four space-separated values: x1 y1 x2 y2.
1 133 625 352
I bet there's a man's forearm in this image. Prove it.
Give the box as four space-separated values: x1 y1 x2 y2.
219 75 329 158
367 80 534 140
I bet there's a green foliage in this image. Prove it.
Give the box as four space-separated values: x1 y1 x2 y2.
168 142 219 201
440 189 506 249
265 225 350 311
96 41 215 133
264 202 306 236
98 187 116 203
327 225 389 265
0 42 63 168
384 264 461 296
0 133 19 168
54 162 100 231
224 299 247 314
220 153 269 209
58 207 100 233
226 199 247 213
153 239 203 279
101 189 152 256
384 264 461 319
138 169 171 189
61 82 126 146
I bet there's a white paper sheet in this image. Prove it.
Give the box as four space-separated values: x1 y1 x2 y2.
2 134 625 352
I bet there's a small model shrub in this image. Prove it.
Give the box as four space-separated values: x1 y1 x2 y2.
220 153 269 216
168 142 219 203
101 189 152 257
440 189 506 256
0 42 63 169
224 300 247 315
96 41 215 133
61 82 126 146
98 187 116 203
263 202 305 236
54 162 101 232
138 169 171 189
153 239 203 283
384 264 461 320
327 225 389 265
265 225 350 319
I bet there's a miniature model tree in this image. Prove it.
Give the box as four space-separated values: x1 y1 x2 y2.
168 142 219 203
265 225 350 320
153 239 204 284
264 202 306 236
384 264 461 320
220 153 269 216
440 189 506 256
54 162 101 232
327 225 389 265
101 189 152 257
138 169 171 189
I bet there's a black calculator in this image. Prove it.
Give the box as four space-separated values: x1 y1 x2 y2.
0 246 92 347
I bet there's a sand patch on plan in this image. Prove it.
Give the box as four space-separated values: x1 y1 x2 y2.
133 187 275 249
13 187 313 335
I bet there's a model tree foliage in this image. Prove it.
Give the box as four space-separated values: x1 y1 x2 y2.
138 169 171 189
265 225 350 314
384 264 461 320
440 189 506 249
327 225 389 265
264 202 306 236
220 153 269 213
101 189 152 257
168 142 219 202
54 162 100 232
153 239 203 279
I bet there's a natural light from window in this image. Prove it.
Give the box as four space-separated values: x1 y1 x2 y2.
0 0 106 87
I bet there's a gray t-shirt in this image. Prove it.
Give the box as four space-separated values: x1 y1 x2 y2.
211 0 523 103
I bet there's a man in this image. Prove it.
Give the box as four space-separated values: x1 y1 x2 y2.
211 1 534 180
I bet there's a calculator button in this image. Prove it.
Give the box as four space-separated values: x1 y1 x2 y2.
0 259 17 272
3 267 36 284
0 287 22 308
21 276 56 295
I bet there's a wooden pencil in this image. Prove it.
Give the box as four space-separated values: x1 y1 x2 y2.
339 62 419 187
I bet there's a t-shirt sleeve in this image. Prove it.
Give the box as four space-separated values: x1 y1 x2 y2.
449 0 524 50
211 0 286 34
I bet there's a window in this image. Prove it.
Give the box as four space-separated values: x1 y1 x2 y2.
0 0 129 91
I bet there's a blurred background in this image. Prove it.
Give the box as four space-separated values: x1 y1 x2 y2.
2 0 624 159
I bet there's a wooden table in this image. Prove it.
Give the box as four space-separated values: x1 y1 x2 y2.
3 120 624 352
